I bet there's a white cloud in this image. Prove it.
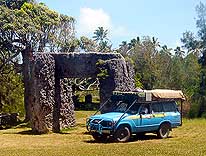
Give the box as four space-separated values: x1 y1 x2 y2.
77 7 130 39
78 7 112 36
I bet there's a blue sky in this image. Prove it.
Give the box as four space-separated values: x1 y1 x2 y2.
38 0 201 49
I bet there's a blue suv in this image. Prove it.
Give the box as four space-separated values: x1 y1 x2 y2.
86 90 184 142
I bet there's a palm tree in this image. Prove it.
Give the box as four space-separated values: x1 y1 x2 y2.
93 27 111 52
174 46 185 58
93 27 109 43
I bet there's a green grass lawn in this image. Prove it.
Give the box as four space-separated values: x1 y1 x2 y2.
0 111 206 156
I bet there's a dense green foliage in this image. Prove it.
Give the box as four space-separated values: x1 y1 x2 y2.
0 0 75 116
118 37 201 93
0 66 24 115
181 2 206 117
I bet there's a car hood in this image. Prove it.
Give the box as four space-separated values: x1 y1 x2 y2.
90 112 128 121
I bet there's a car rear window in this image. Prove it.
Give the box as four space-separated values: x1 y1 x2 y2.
151 103 163 113
163 102 177 112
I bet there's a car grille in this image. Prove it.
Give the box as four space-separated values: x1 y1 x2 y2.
90 119 113 127
101 121 111 127
91 119 102 124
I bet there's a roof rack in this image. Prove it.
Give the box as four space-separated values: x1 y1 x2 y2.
113 89 185 102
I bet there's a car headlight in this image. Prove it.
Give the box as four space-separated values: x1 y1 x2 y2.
108 121 113 126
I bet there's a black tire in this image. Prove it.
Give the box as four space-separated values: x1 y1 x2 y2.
157 123 170 139
92 132 108 142
114 126 131 142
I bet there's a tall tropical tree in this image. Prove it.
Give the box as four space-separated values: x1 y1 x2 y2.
80 36 98 52
0 1 76 120
93 27 108 42
125 36 161 89
118 41 129 56
181 2 206 117
93 27 111 52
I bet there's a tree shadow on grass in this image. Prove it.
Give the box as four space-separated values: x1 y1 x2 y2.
17 127 86 135
17 130 73 135
1 129 42 135
17 130 74 135
17 130 46 135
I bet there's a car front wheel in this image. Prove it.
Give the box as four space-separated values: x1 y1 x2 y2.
114 126 131 142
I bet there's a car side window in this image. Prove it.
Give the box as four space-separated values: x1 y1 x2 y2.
140 104 150 114
151 103 163 113
128 103 140 114
163 102 177 112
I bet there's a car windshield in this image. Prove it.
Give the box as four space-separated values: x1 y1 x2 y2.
113 102 128 112
113 102 140 114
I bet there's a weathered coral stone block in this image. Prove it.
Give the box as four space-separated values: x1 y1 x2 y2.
30 53 55 133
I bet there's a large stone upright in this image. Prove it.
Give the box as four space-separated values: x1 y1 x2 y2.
98 59 135 112
29 52 135 133
30 53 56 133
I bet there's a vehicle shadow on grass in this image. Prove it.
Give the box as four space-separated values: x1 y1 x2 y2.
131 135 173 142
84 134 173 144
130 134 173 141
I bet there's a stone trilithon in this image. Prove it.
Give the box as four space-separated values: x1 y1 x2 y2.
28 52 135 133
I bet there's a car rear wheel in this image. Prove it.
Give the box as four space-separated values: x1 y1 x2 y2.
114 126 131 142
157 123 170 139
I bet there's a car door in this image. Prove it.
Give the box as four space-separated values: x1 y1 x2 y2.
137 103 154 132
150 102 165 130
131 103 162 132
